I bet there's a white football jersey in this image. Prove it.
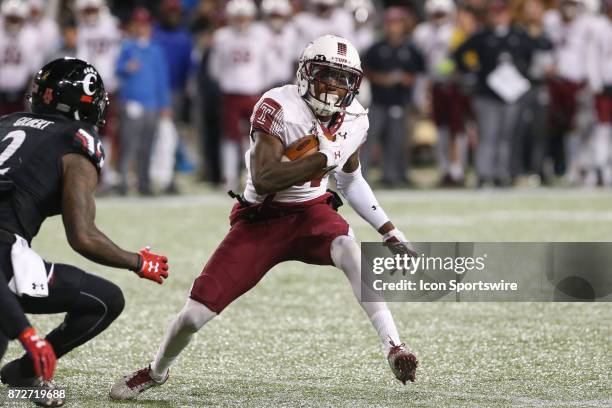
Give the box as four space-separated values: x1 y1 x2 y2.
254 21 300 88
76 13 122 92
544 10 593 83
412 20 455 82
0 25 40 92
587 15 612 91
29 18 60 62
244 84 369 203
209 24 273 95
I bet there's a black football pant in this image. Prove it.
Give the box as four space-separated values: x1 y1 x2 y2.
0 259 124 376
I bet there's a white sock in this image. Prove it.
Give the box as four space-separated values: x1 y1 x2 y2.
221 140 240 191
330 235 401 356
150 298 217 381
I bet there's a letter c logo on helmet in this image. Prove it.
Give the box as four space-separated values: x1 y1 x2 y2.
83 73 96 95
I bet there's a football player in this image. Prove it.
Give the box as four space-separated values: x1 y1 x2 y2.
0 0 40 116
543 0 593 182
0 58 169 406
414 0 470 186
110 35 418 401
209 0 273 192
586 0 612 185
259 0 300 88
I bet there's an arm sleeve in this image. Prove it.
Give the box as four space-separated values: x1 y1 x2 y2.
0 271 30 340
334 164 390 230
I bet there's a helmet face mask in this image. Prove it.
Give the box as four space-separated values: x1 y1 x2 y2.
297 35 363 117
29 58 109 129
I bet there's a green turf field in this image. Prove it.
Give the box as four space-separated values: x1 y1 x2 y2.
2 188 611 407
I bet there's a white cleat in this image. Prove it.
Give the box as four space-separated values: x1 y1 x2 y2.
109 365 168 400
387 340 418 384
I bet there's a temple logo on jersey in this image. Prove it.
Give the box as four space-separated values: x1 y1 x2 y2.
254 98 284 137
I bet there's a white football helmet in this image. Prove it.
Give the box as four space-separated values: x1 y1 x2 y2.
297 34 363 116
226 0 257 18
75 0 105 10
424 0 456 17
1 0 28 19
345 0 374 24
261 0 292 16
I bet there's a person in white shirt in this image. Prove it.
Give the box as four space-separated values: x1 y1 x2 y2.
209 0 273 191
414 0 469 186
75 0 122 188
259 0 299 88
0 0 39 116
543 0 594 183
586 0 612 185
27 0 60 62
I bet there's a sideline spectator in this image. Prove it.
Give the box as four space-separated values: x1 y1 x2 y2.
259 0 299 88
153 0 195 192
27 0 60 61
116 8 171 196
362 6 425 187
209 0 272 191
0 0 39 116
75 0 122 189
414 0 470 186
512 0 554 184
454 0 540 187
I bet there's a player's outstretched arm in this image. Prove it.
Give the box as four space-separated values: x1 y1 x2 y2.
60 154 169 283
250 130 338 195
335 151 416 254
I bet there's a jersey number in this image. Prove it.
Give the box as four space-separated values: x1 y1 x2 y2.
0 130 26 175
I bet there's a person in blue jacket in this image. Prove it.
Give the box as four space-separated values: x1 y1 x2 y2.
116 7 172 196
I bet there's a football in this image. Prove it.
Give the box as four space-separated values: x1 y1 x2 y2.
282 134 320 161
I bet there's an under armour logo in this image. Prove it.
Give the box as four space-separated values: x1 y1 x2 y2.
32 282 44 290
147 261 159 273
337 132 348 140
334 151 341 159
372 205 377 211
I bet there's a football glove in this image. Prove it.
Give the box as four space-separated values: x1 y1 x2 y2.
316 131 343 170
18 327 56 382
382 228 418 257
133 247 169 284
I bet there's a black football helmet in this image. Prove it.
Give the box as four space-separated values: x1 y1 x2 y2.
29 58 109 128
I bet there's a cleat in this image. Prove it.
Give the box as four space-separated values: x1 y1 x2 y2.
109 364 168 400
32 381 65 407
2 360 65 406
387 340 418 384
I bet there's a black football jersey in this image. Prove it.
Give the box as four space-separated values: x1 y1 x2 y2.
0 112 104 242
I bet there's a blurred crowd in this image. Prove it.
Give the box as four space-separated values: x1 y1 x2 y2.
0 0 611 194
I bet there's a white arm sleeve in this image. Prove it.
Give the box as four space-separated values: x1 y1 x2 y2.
334 164 389 230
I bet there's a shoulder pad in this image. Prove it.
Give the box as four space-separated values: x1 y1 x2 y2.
72 127 105 170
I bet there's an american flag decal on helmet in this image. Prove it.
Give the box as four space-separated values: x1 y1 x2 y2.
337 42 347 56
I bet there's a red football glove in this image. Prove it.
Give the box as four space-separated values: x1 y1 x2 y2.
18 327 57 382
134 247 169 284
